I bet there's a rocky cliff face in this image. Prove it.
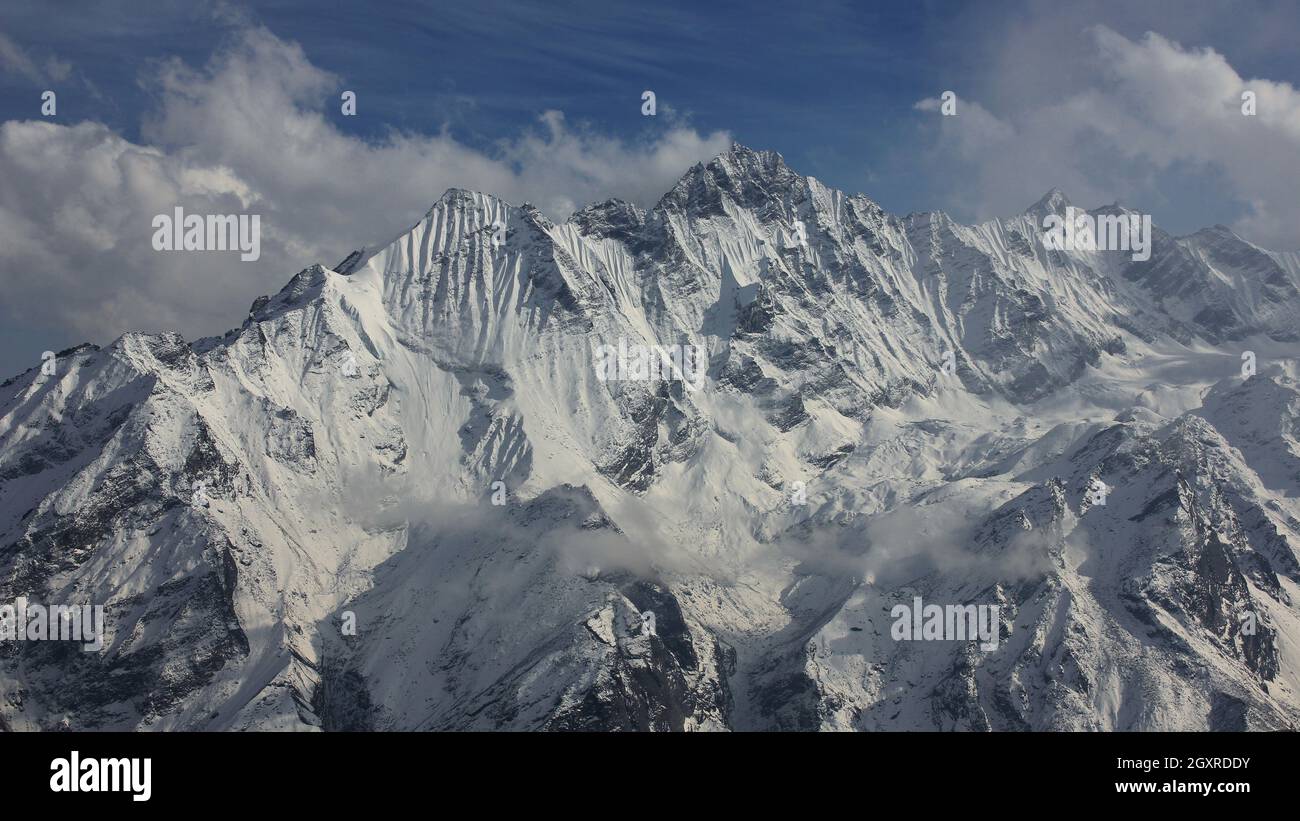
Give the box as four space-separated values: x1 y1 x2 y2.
2 144 1298 730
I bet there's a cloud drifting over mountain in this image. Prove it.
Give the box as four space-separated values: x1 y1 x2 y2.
0 26 730 360
913 25 1300 250
3 15 1298 378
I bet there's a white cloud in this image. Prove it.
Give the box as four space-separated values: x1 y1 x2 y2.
913 26 1300 249
913 94 1015 160
0 26 731 353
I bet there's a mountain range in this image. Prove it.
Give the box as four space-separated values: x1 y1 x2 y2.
3 144 1299 731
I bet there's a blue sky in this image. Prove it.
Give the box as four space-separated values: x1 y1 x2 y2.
1 0 1298 376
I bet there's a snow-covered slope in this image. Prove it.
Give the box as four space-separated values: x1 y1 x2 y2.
2 144 1298 730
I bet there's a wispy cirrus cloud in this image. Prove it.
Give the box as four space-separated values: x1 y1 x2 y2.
0 31 71 84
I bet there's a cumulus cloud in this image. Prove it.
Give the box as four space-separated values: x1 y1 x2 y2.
0 26 731 355
913 26 1300 249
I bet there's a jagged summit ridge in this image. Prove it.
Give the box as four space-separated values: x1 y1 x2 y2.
2 145 1299 732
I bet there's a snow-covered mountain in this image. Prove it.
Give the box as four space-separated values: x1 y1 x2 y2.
3 144 1299 730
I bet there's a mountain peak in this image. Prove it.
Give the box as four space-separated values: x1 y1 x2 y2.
567 198 647 240
708 142 795 182
1190 223 1241 241
429 187 514 215
657 143 804 215
333 188 519 275
1026 187 1072 218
